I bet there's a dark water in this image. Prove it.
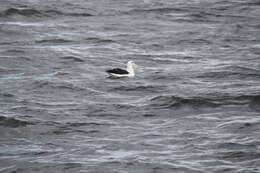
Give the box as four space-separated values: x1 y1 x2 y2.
0 0 260 172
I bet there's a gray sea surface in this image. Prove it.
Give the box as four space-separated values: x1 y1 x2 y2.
0 0 260 172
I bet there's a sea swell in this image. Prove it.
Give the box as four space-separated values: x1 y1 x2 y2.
0 115 32 128
0 8 93 18
0 0 259 172
149 94 260 110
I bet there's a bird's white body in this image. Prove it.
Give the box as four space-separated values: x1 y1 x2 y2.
109 73 134 78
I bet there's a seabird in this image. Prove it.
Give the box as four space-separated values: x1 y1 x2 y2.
106 61 138 78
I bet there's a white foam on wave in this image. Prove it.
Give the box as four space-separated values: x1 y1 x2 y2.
0 21 44 26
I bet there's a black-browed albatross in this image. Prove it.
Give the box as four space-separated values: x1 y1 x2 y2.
106 61 138 78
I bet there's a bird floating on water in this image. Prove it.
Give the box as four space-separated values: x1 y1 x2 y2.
106 61 138 78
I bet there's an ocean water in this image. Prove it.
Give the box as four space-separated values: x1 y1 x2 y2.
0 0 260 172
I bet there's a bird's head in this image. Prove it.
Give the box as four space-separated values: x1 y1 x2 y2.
128 61 138 68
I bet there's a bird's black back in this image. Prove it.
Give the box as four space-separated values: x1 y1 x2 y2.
106 68 129 74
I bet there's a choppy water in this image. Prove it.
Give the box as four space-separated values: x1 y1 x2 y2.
0 0 260 172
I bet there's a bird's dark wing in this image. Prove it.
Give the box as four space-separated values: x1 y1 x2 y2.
106 68 129 74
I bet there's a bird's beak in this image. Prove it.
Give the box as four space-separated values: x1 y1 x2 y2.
133 63 139 68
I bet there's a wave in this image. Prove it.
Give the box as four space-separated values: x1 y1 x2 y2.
196 65 260 79
149 94 260 109
85 37 115 44
127 7 217 23
249 95 260 111
51 125 100 135
150 95 219 109
142 113 157 117
0 8 93 18
111 85 165 92
35 37 114 45
35 39 74 44
32 80 85 91
227 65 260 74
197 71 260 79
218 119 260 134
220 151 260 162
60 56 85 62
2 49 26 56
66 122 112 127
0 92 15 98
127 6 223 23
0 115 32 128
214 142 257 151
128 7 187 14
0 8 42 17
176 38 212 45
